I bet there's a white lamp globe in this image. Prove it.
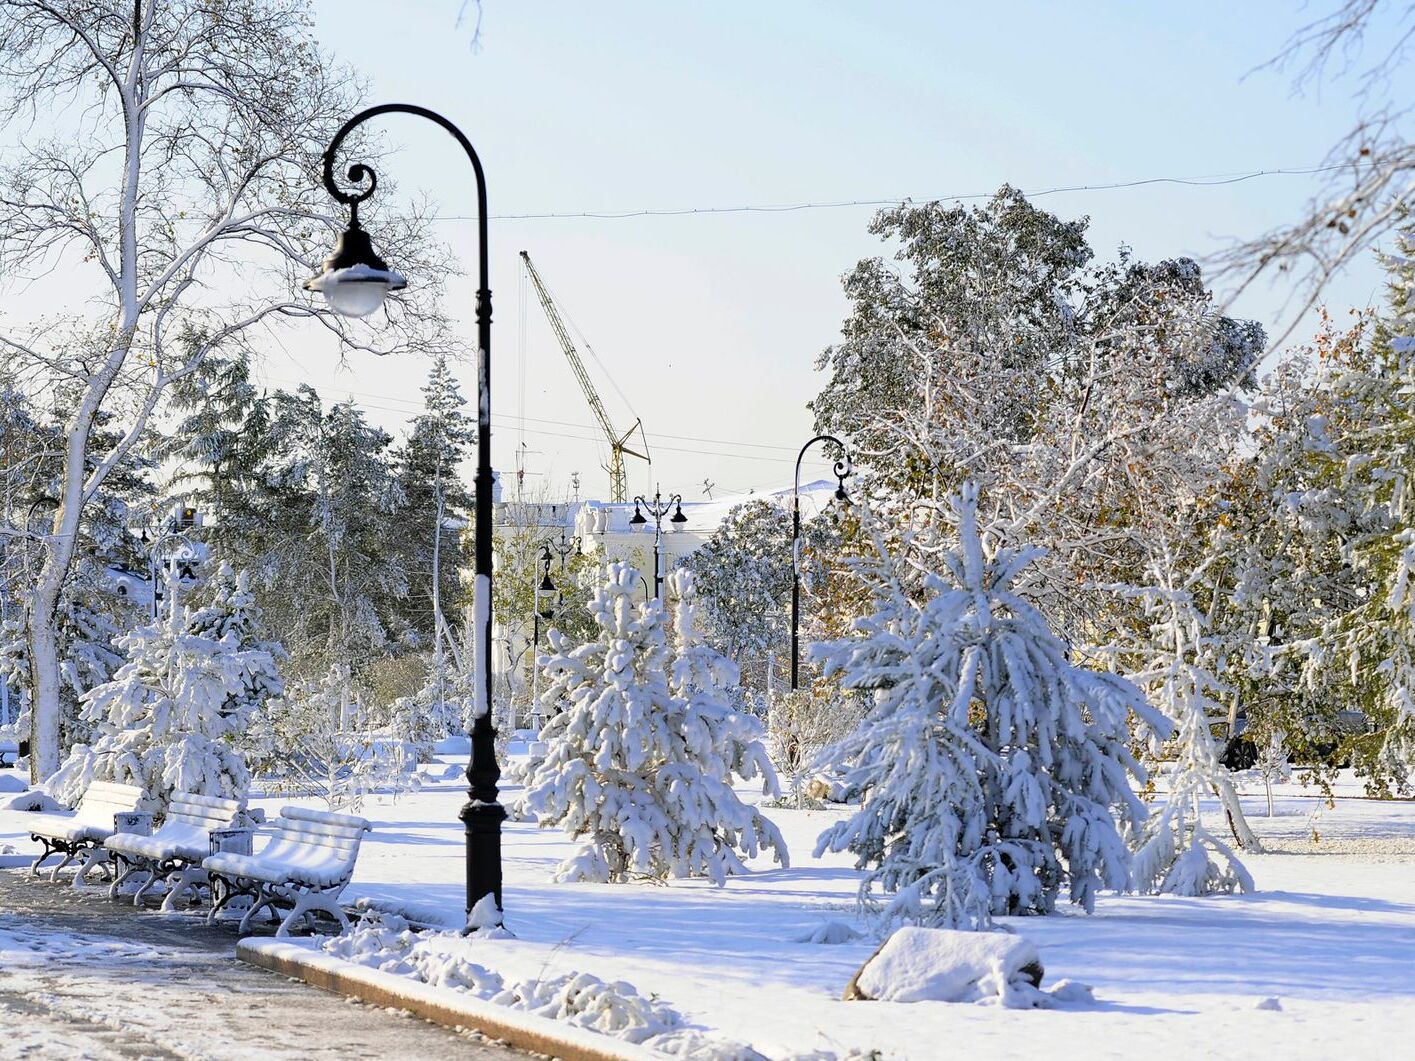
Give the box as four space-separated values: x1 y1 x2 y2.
304 220 407 318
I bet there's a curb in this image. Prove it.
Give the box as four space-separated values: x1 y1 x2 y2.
236 938 658 1061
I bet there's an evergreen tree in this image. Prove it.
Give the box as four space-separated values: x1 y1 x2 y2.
685 497 847 691
521 563 787 885
46 583 278 808
390 352 475 649
812 486 1168 930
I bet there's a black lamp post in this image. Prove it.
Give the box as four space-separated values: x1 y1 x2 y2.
528 546 556 731
532 545 556 648
629 487 686 600
791 436 852 691
303 104 505 927
542 529 581 576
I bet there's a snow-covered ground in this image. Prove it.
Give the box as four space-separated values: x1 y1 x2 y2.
4 746 1414 1060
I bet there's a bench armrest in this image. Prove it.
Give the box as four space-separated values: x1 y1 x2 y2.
209 827 254 858
113 811 153 835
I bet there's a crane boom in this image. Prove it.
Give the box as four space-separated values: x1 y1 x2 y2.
520 251 647 502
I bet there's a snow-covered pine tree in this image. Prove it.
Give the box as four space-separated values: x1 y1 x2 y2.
186 562 285 722
812 485 1169 930
521 562 788 884
46 594 275 808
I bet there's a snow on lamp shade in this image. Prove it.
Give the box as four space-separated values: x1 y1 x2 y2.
303 220 406 319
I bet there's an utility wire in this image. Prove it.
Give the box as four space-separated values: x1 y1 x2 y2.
423 161 1376 223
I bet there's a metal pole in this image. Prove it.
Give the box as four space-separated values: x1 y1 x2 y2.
318 104 504 925
790 435 851 691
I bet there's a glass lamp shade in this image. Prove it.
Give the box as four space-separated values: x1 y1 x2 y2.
303 219 407 318
305 266 406 319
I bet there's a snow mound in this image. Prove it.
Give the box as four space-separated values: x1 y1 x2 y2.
1 789 62 812
1256 997 1284 1011
846 927 1078 1008
319 912 764 1053
794 920 863 944
0 775 27 794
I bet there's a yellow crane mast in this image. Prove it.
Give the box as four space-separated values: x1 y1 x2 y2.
519 250 648 503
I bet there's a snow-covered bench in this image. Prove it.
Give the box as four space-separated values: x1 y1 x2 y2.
105 791 250 911
203 805 371 937
25 781 147 884
0 738 18 767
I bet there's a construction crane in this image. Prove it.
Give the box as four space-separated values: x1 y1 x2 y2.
520 250 648 503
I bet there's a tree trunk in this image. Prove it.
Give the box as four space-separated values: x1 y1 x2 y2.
1215 773 1262 852
26 584 63 783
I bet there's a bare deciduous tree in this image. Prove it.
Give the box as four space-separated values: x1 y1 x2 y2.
1217 1 1415 344
0 0 449 780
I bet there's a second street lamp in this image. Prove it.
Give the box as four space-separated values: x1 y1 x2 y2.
303 103 504 929
629 487 686 601
791 435 852 691
528 546 556 733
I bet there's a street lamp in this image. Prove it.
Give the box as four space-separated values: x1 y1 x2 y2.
541 529 580 575
304 104 504 927
528 546 556 733
629 487 686 600
791 435 852 691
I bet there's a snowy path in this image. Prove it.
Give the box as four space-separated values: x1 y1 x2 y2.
0 870 528 1060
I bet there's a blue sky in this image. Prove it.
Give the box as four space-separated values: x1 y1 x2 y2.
293 1 1407 500
17 1 1408 503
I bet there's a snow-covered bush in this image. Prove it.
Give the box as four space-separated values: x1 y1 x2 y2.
1126 577 1255 896
812 486 1169 930
245 664 416 811
520 563 787 884
767 685 865 808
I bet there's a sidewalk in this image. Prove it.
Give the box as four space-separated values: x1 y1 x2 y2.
0 869 528 1061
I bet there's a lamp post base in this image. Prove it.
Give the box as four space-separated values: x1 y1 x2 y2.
459 798 508 929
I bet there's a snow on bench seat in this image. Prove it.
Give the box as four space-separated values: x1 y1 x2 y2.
25 781 146 884
204 805 371 937
105 791 248 909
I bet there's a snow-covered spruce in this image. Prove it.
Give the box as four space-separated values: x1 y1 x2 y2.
46 565 280 809
811 485 1170 929
520 563 787 884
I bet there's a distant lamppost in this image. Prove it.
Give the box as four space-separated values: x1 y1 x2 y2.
528 546 556 732
628 487 686 600
302 104 505 926
144 529 195 621
791 436 852 691
542 529 580 576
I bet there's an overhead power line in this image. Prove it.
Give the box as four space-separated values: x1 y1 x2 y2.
421 161 1376 223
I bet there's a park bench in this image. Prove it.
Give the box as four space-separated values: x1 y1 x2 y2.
203 805 371 937
105 791 250 911
25 781 146 884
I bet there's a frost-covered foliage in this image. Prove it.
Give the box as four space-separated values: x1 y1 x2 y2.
767 685 866 808
1209 229 1415 793
813 487 1169 930
520 563 787 884
245 664 417 811
1125 577 1255 896
685 497 846 690
45 575 280 809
